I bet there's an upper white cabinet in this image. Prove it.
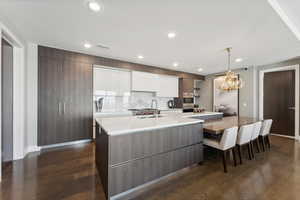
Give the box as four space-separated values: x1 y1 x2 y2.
131 71 158 92
156 75 179 97
94 68 178 97
94 67 131 96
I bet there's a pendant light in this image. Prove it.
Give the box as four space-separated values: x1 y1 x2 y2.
218 48 243 91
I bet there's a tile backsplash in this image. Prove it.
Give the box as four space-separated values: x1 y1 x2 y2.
94 92 172 113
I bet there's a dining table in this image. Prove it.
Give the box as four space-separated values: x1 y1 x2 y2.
203 116 261 135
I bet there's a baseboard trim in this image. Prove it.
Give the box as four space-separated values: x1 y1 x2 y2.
39 139 92 150
27 146 41 153
270 133 295 140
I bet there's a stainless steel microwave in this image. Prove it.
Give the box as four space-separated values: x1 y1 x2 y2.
183 97 194 104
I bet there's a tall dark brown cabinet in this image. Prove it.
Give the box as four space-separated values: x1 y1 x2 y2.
38 47 93 146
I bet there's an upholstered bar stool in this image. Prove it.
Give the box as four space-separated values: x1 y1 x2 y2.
250 121 262 158
259 119 273 151
236 124 254 164
203 127 238 173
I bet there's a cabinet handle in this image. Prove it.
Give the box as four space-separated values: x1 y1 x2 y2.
63 102 66 114
58 102 61 115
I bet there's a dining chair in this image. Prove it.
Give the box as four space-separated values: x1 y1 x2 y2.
250 121 262 158
259 119 273 151
203 126 238 173
236 124 254 164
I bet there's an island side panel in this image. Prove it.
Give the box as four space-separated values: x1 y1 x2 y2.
108 123 203 197
95 122 109 198
109 123 203 166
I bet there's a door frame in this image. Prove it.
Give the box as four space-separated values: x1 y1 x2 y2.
259 65 300 140
0 22 26 181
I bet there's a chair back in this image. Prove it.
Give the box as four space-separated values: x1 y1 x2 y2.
251 121 262 140
260 119 273 136
220 126 239 150
237 124 254 145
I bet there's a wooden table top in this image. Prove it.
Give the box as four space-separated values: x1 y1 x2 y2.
203 116 260 134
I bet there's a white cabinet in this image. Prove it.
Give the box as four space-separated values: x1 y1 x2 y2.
94 67 131 96
131 71 158 92
157 75 179 97
95 68 178 97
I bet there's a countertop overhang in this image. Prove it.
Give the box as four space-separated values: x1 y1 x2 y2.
96 112 222 136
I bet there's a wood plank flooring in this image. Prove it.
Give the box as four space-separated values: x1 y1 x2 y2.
1 136 300 200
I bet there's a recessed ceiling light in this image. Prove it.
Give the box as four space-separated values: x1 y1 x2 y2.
198 68 203 72
168 32 176 39
137 55 144 59
88 1 101 12
84 43 92 48
173 62 179 67
235 58 243 63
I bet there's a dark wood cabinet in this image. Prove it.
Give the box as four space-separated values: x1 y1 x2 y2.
37 45 203 146
179 78 195 98
38 49 93 146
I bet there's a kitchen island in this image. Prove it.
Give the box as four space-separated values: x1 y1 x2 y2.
95 112 222 199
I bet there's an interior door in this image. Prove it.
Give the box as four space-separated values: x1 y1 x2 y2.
264 70 295 137
1 39 13 162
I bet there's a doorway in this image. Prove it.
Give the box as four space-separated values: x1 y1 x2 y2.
1 38 13 168
259 65 299 140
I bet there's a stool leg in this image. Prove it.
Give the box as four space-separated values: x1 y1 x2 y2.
262 136 266 152
237 145 242 164
232 148 237 167
266 135 271 149
222 151 228 173
251 141 255 159
255 138 260 153
247 143 252 160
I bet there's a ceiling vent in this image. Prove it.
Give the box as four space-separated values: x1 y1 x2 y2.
96 43 110 50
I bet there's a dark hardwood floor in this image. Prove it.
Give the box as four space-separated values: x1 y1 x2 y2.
1 136 300 200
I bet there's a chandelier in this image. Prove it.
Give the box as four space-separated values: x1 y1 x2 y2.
218 48 243 91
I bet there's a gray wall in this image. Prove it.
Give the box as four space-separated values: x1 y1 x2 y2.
199 67 257 118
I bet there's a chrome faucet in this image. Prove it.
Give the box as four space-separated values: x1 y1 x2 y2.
151 99 158 117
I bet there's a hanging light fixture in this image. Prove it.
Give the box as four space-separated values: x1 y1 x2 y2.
218 47 243 91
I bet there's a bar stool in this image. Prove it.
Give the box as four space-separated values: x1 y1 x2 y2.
236 124 254 164
259 119 273 151
203 127 238 173
250 121 262 158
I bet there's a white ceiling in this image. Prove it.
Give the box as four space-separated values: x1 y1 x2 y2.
0 0 300 75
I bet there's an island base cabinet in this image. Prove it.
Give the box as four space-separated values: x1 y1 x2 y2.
95 122 204 199
109 144 202 196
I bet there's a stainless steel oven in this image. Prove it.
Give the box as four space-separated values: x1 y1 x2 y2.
183 97 194 104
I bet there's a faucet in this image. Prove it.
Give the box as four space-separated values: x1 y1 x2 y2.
151 99 158 117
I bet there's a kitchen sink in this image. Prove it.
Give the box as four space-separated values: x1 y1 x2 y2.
137 115 165 119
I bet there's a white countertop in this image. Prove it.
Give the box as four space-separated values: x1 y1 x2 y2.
94 108 182 117
96 112 222 136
